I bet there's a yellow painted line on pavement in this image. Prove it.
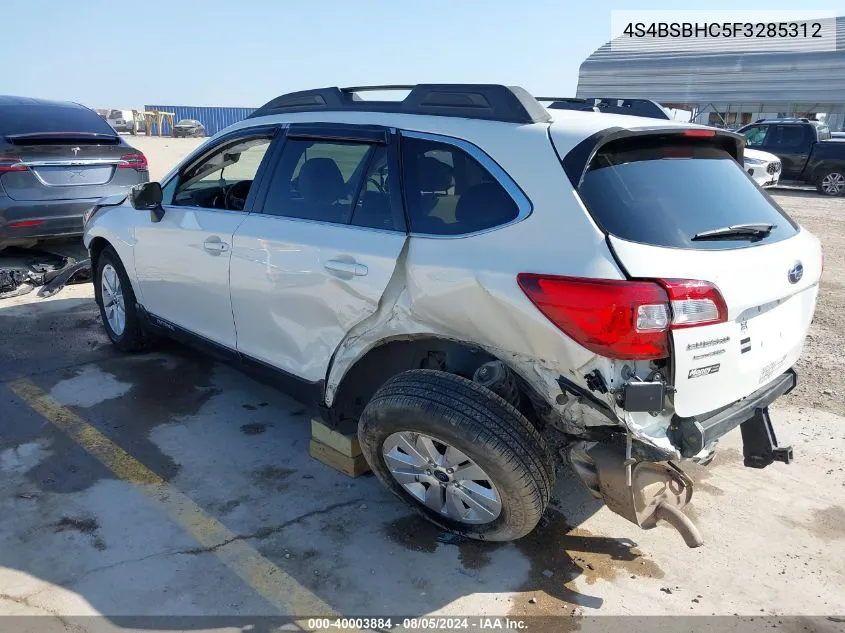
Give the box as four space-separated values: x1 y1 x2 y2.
8 377 337 625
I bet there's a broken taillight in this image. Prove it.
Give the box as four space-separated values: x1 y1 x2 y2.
517 274 727 360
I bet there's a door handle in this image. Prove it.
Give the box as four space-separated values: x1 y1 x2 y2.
203 238 230 255
324 259 368 277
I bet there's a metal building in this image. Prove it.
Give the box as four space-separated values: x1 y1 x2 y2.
143 105 256 137
577 17 845 130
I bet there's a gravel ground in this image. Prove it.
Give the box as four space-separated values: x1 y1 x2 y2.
774 190 845 416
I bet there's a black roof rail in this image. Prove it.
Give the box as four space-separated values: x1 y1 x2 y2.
538 97 670 121
754 117 812 124
247 84 552 124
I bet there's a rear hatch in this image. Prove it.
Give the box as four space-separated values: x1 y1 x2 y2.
556 129 822 417
0 101 146 201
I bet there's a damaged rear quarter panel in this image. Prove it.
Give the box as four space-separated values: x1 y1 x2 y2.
326 125 626 413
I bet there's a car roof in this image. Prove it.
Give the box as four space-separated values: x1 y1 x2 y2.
0 95 86 109
227 105 712 178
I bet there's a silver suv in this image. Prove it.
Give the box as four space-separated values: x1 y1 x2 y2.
84 85 822 547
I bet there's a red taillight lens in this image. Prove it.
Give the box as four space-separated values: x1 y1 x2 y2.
7 219 44 228
517 274 671 360
119 153 148 169
517 274 727 361
0 155 25 172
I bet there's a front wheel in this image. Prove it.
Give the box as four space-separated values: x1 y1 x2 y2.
358 370 555 541
816 168 845 196
94 246 147 352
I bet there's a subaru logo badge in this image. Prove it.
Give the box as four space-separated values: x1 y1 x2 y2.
787 261 803 284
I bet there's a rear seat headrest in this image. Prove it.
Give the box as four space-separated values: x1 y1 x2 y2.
416 156 453 192
298 157 344 203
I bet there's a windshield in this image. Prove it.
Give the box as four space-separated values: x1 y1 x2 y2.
0 104 118 137
578 143 798 250
177 119 197 125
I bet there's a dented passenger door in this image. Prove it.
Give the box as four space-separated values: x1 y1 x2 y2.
229 124 407 383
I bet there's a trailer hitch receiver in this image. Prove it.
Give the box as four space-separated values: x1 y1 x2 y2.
740 407 793 469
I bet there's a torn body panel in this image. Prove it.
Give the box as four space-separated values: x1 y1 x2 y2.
0 248 90 299
324 230 638 441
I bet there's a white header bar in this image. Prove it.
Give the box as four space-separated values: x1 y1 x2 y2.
610 11 838 53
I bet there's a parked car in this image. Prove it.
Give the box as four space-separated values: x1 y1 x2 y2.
0 96 149 251
104 109 134 134
84 84 821 547
743 147 781 188
172 119 205 138
737 118 845 196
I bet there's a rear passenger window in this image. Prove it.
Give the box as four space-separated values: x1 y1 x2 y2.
263 139 375 225
400 136 519 236
767 125 805 149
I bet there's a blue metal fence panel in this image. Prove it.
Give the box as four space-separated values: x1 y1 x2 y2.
143 105 256 137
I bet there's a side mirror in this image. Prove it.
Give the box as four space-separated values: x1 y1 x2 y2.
129 182 165 222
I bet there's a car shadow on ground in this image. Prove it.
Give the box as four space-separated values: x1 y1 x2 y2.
0 298 661 626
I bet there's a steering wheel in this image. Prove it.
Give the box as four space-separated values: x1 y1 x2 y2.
367 177 385 193
224 180 252 211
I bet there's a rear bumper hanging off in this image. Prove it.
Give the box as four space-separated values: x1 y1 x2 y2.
668 369 797 458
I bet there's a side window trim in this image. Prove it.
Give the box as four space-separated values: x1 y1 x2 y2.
161 124 283 212
398 130 532 239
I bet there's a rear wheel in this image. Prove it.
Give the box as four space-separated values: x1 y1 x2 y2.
94 246 147 352
816 168 845 196
358 370 555 541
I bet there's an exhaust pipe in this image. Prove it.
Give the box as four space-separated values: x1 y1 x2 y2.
567 441 703 548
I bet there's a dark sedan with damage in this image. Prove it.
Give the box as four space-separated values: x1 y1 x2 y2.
0 96 149 251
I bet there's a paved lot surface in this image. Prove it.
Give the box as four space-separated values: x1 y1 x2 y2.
1 142 844 628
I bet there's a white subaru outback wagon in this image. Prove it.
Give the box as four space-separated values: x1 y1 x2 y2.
84 85 822 547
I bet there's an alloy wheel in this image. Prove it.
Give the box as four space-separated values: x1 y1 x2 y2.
100 263 126 336
821 172 845 195
382 431 502 524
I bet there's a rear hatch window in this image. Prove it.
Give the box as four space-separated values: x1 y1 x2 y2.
578 141 798 250
557 133 821 418
0 103 119 141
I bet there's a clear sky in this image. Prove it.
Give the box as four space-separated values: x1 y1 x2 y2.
4 0 844 109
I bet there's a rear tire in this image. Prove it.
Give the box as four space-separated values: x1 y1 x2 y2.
94 246 147 352
816 168 845 196
358 369 555 541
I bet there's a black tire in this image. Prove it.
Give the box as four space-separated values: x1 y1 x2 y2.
815 168 845 196
94 246 147 352
358 369 555 541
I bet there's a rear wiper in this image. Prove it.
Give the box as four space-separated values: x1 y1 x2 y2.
692 223 776 241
